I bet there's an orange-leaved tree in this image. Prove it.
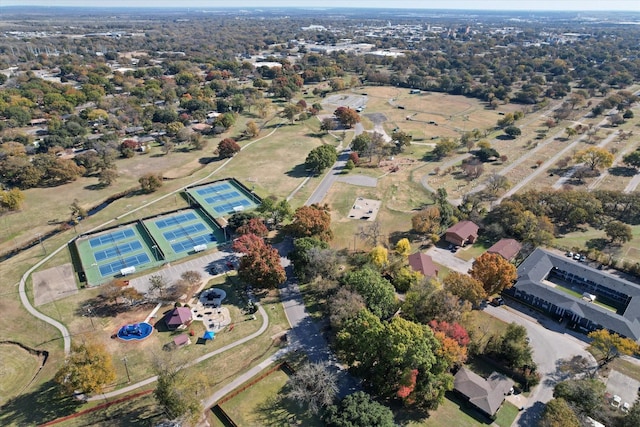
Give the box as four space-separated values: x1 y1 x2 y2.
469 252 517 296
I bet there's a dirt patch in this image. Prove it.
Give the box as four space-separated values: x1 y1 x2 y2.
347 197 381 222
33 263 78 307
379 157 417 173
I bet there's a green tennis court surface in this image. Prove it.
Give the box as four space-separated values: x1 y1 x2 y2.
143 208 224 259
75 224 157 285
186 179 260 218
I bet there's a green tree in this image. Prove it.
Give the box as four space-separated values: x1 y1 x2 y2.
153 355 203 425
324 391 395 427
342 267 397 319
54 342 116 394
565 127 578 139
289 236 329 281
256 196 292 228
305 144 337 174
604 220 633 244
391 130 413 152
286 362 338 415
138 173 163 193
623 150 640 168
553 378 605 418
336 310 452 410
504 125 521 138
574 147 614 170
469 252 517 296
432 138 458 159
351 133 372 156
539 398 580 427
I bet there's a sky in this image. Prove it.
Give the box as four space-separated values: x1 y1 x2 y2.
2 1 639 11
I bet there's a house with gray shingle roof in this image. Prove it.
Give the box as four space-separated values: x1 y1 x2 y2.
453 367 514 418
504 248 640 341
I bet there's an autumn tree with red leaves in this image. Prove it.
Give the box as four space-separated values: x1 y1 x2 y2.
232 233 285 289
236 217 269 238
334 106 361 129
217 138 241 158
469 252 517 296
288 204 333 242
429 320 470 367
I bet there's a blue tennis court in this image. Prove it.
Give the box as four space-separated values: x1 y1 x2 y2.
99 253 151 277
213 199 252 214
89 229 135 248
163 223 207 241
94 241 143 262
195 183 231 196
204 191 240 204
155 212 197 229
170 234 216 253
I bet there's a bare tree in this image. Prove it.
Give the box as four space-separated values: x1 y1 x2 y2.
148 275 169 300
286 361 338 414
359 220 383 246
485 173 510 195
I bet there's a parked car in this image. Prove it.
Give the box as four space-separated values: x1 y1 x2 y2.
579 255 586 262
490 297 505 306
573 253 581 260
567 251 574 258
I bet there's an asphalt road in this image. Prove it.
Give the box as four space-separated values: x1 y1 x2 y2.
484 302 596 427
305 148 351 205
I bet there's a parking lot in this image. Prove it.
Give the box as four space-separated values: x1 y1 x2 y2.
605 369 640 412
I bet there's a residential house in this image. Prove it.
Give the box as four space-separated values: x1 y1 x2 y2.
453 367 514 418
408 252 438 278
487 238 522 261
445 220 479 247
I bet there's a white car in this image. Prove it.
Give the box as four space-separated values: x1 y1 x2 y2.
611 395 622 408
622 402 630 413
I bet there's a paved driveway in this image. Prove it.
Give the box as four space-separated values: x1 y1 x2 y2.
484 302 596 426
425 246 474 274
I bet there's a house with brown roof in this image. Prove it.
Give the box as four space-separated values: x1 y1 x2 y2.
453 367 514 418
445 220 479 247
164 307 193 330
408 252 438 278
487 238 522 261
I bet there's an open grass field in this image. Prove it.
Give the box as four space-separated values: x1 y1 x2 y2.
0 343 43 405
216 368 323 427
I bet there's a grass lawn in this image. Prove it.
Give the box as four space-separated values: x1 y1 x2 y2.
0 343 42 404
456 242 490 262
402 392 490 426
461 310 509 354
217 368 323 427
494 401 520 427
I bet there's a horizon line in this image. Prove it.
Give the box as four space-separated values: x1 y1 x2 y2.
1 5 639 12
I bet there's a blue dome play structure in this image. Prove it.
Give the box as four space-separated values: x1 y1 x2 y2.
117 322 153 341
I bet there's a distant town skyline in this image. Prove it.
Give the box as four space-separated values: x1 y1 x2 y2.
2 0 639 11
